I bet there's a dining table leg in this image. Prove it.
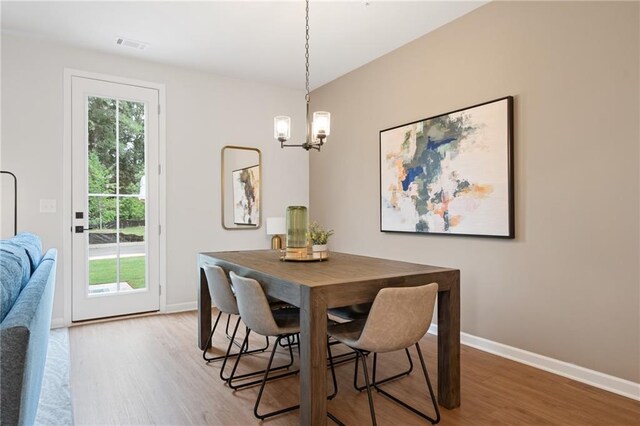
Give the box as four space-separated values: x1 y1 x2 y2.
198 266 212 350
299 286 328 426
437 271 461 408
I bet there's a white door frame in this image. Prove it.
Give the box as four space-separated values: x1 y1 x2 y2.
63 68 166 325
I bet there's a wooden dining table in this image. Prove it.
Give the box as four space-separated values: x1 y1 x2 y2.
197 250 460 426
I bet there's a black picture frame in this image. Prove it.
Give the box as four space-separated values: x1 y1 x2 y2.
379 96 514 239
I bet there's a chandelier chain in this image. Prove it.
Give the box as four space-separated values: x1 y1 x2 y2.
305 0 310 104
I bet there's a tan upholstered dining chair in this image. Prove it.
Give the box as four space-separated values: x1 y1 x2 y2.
229 271 339 421
202 265 292 384
327 283 441 425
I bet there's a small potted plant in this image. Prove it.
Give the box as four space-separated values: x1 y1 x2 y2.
307 222 334 257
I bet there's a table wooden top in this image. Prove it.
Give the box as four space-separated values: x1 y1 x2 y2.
200 250 458 289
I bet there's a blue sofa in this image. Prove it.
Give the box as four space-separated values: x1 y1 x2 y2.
0 233 57 426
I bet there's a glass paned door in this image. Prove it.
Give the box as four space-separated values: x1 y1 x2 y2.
72 76 160 321
87 98 147 295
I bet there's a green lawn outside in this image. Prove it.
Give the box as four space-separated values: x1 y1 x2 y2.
89 256 146 289
89 226 146 237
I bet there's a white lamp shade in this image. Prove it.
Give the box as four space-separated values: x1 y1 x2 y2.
274 116 291 141
312 111 331 138
266 217 286 235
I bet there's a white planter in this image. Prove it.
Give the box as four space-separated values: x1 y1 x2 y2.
312 244 328 260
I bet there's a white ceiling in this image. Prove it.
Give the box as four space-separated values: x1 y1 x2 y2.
1 1 486 90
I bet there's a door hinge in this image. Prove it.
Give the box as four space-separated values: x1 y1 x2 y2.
158 104 161 115
159 224 162 235
158 164 161 175
159 285 162 296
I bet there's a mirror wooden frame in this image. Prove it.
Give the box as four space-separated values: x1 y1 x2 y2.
221 145 262 230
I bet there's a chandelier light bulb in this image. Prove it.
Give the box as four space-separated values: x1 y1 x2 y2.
312 111 331 139
274 116 291 142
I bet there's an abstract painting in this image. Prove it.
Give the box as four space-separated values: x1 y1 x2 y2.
380 97 514 238
232 164 260 226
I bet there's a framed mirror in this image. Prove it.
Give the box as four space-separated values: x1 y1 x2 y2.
221 146 262 230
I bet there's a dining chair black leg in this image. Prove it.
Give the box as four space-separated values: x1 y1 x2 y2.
255 335 270 352
252 335 338 420
230 317 270 353
239 330 270 354
227 329 299 390
327 412 346 426
218 317 242 380
416 342 440 424
202 311 223 362
224 315 255 351
327 338 358 367
353 348 413 391
254 335 301 420
357 350 377 426
225 330 250 383
225 312 232 338
279 332 300 348
327 336 338 400
353 350 372 391
373 348 414 386
353 350 361 391
204 313 270 363
371 344 440 424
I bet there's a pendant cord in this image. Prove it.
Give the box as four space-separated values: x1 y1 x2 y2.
305 0 311 144
305 0 310 104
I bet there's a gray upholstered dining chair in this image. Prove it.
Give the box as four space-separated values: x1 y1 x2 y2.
202 265 277 381
328 302 412 377
327 283 440 425
229 271 339 421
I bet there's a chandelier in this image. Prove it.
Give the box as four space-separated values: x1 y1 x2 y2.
274 0 330 151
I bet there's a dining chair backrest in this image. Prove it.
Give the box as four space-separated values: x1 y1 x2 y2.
356 283 438 353
229 272 281 337
204 265 239 315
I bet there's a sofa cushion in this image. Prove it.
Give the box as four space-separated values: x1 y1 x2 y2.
0 242 30 322
0 241 31 287
11 233 42 273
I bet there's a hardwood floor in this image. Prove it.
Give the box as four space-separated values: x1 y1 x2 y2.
70 311 640 425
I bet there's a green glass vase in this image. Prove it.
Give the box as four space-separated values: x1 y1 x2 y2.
286 206 308 248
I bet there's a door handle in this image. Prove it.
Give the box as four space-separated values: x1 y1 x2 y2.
74 226 95 234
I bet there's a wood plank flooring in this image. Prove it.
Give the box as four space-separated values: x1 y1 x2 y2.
70 311 640 425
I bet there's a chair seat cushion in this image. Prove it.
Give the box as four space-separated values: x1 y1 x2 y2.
327 319 367 348
328 303 372 321
268 300 293 310
272 307 301 335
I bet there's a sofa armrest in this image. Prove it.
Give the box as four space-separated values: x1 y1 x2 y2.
0 249 57 426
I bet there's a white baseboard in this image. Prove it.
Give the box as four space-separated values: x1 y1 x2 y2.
50 303 197 328
427 324 640 401
50 318 66 329
164 301 197 313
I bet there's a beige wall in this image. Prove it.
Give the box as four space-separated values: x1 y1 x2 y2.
1 35 309 322
310 1 639 382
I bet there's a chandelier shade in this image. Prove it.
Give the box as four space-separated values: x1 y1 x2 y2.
274 116 291 142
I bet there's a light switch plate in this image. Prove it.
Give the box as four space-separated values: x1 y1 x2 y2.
40 199 57 213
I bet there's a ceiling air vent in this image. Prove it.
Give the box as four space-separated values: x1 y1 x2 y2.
115 37 149 51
